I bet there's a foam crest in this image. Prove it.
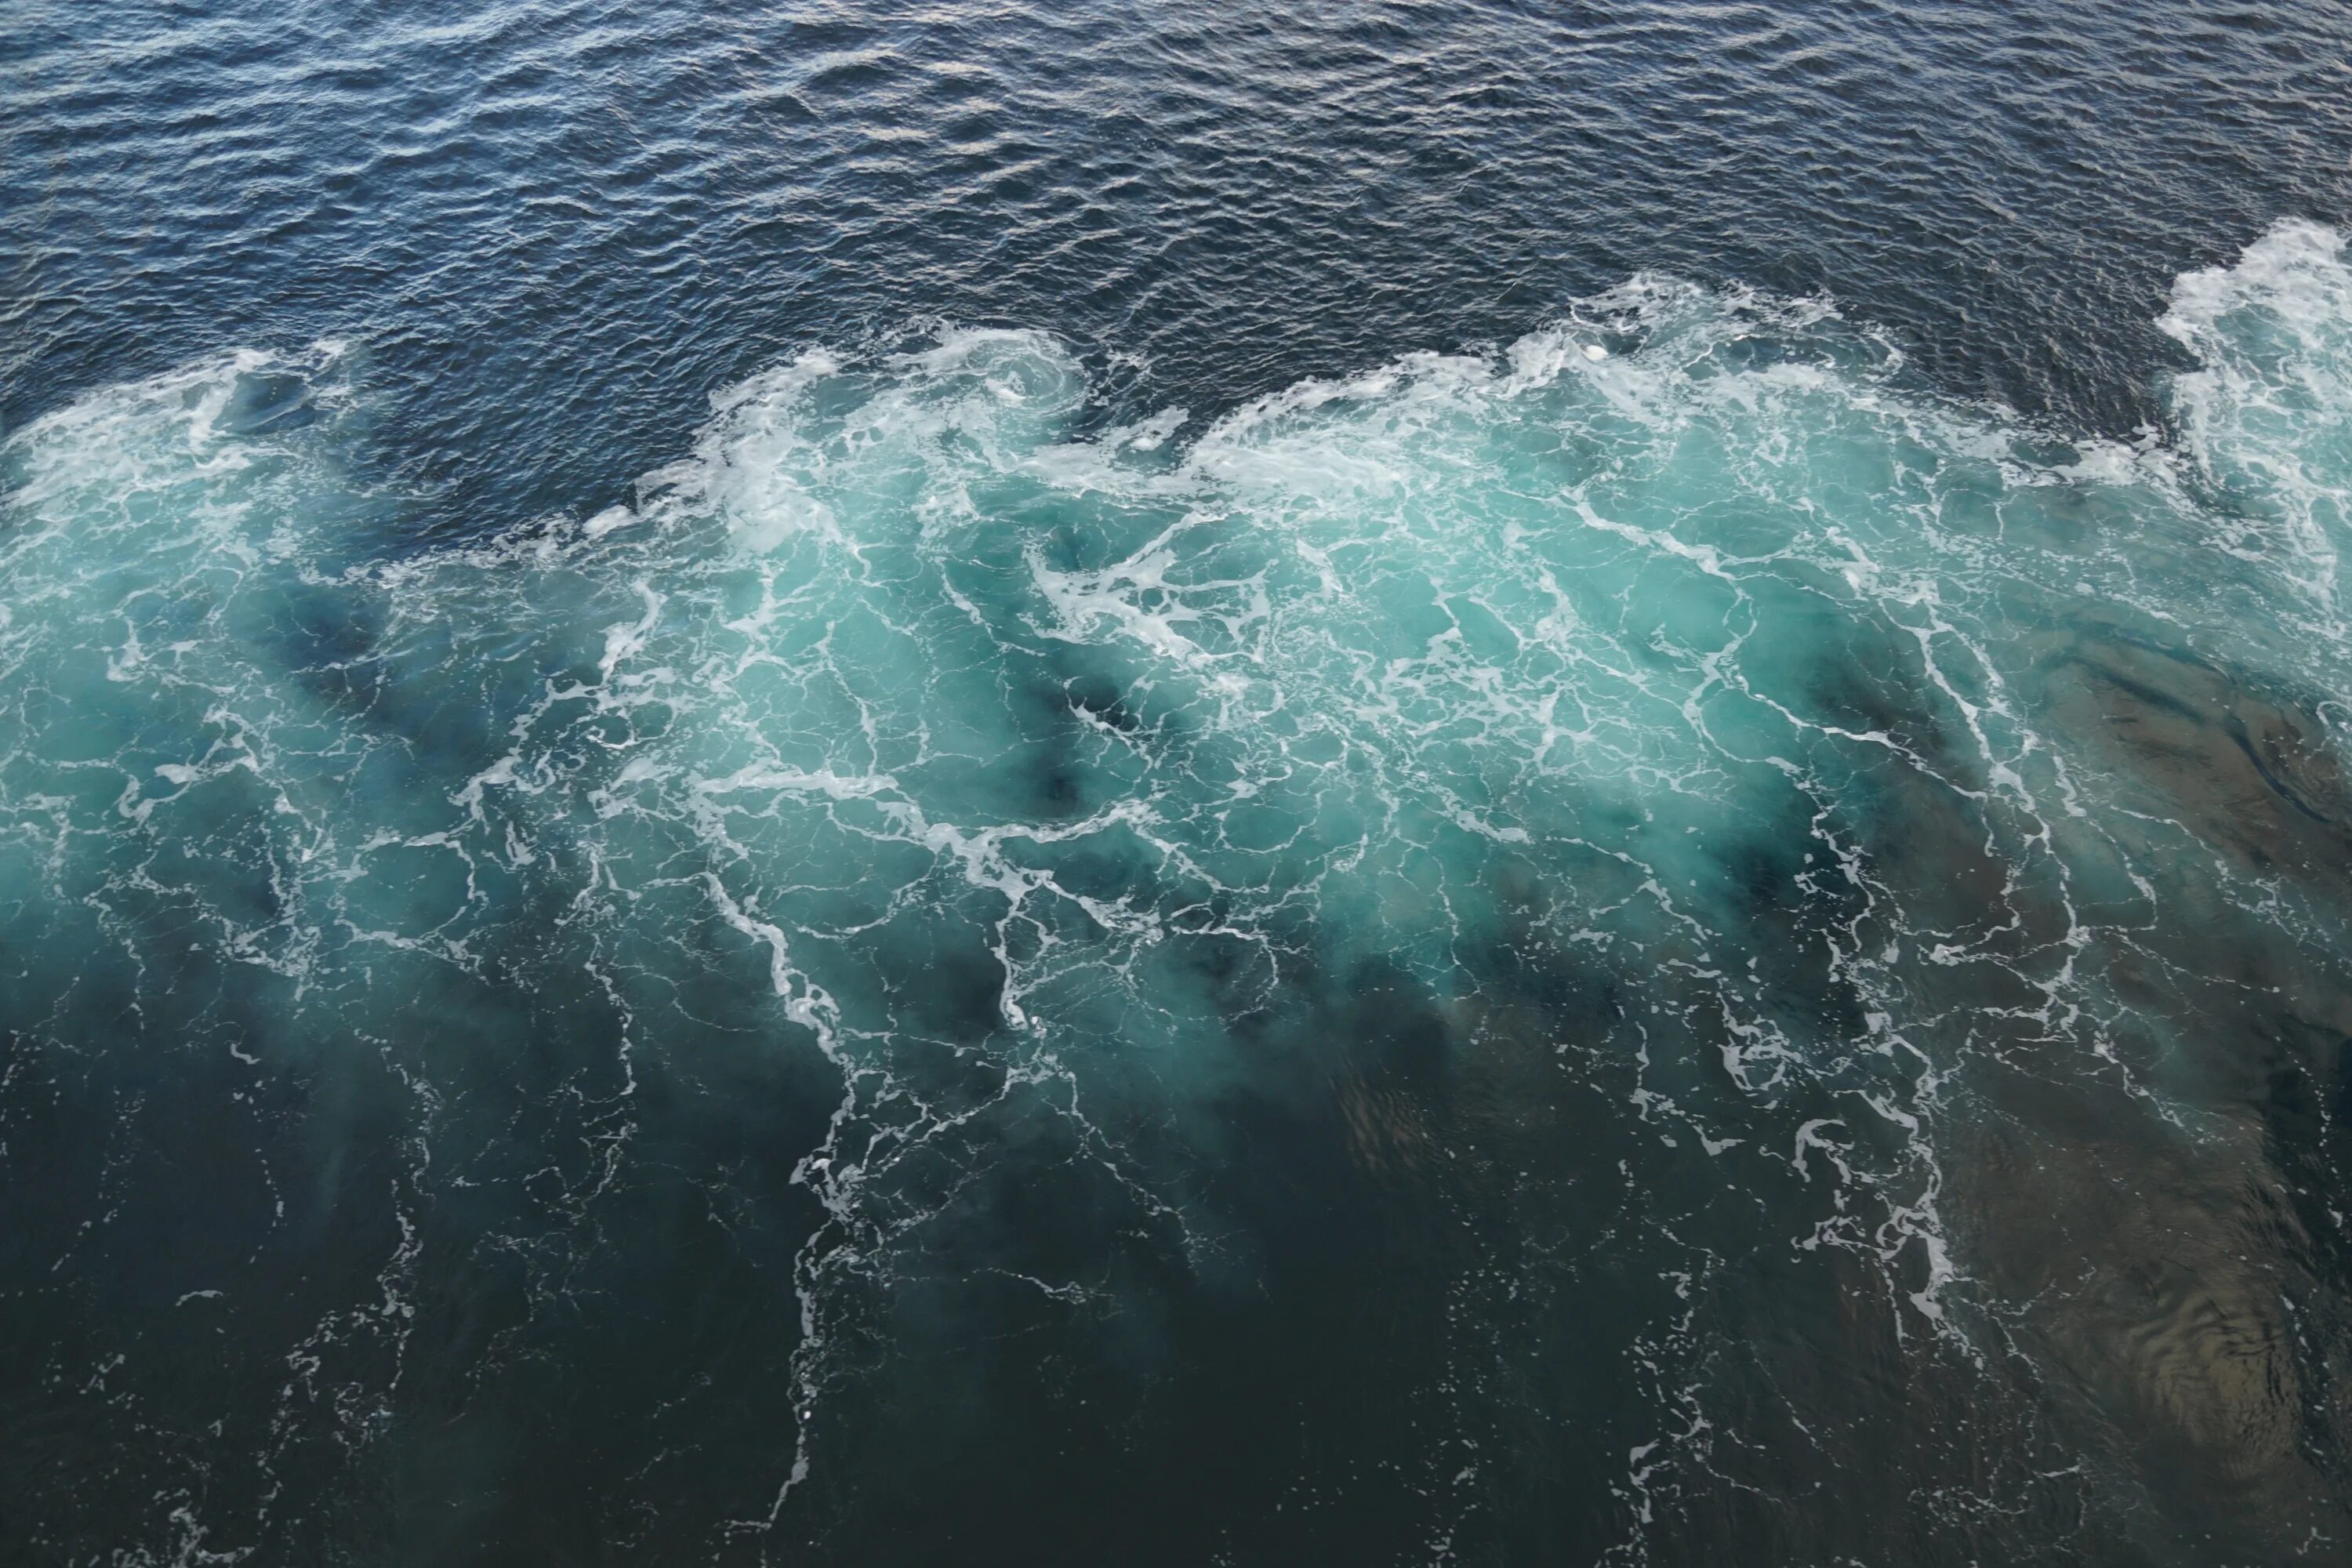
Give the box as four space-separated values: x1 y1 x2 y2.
2162 220 2352 626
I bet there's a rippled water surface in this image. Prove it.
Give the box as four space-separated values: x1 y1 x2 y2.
7 3 2352 1565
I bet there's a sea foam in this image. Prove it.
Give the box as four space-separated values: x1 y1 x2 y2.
7 227 2352 1562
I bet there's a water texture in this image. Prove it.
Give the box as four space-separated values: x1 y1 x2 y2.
8 1 2352 543
7 5 2352 1567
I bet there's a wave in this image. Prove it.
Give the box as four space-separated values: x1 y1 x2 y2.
6 224 2352 1563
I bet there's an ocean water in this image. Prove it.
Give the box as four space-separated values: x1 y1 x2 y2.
7 5 2352 1566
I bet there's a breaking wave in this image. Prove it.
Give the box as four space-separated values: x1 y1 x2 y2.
6 223 2352 1563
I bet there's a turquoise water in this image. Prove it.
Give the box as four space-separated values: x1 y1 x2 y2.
6 223 2352 1561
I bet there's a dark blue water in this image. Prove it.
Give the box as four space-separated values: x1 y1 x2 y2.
10 0 2350 545
7 3 2352 1564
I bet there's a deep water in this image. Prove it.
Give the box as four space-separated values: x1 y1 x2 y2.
7 5 2352 1567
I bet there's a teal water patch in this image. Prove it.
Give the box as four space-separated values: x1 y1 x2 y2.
7 226 2352 1565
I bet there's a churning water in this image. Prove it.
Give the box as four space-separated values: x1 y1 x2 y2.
7 4 2352 1565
